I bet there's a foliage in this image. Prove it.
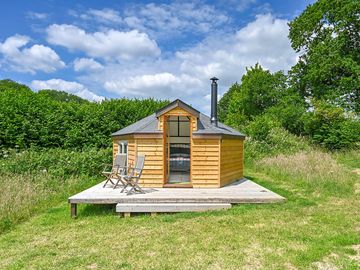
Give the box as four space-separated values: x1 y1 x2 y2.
218 82 239 122
0 79 169 150
225 64 288 128
37 89 89 103
245 126 310 162
0 147 112 177
303 100 360 149
288 0 360 112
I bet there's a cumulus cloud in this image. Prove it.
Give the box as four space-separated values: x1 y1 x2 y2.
78 13 296 114
104 72 201 97
176 14 296 85
46 24 160 61
0 35 65 74
73 58 104 72
31 79 104 102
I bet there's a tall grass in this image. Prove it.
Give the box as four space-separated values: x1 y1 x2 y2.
0 148 111 233
244 127 311 163
256 150 357 198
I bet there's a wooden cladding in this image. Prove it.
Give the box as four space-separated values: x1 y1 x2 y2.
220 138 244 187
191 139 220 188
136 138 164 187
113 135 244 188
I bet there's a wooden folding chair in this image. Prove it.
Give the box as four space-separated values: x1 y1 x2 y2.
102 154 126 188
120 154 146 195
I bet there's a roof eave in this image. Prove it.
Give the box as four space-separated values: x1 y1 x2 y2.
192 133 246 139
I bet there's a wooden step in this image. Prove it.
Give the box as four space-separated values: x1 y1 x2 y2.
116 203 231 213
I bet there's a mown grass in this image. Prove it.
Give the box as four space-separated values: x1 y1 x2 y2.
0 148 359 269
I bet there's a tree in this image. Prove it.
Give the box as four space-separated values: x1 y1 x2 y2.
38 89 88 103
288 0 360 112
225 63 288 127
218 82 240 122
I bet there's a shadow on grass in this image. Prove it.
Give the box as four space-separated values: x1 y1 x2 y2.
80 204 116 217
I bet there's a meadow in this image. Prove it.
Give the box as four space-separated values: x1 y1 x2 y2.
0 145 358 269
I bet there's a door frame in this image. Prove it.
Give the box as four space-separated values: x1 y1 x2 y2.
162 114 193 187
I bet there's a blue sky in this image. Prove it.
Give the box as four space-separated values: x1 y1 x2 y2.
0 0 315 113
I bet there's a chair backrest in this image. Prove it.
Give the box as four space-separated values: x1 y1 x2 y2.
112 154 127 173
132 154 145 177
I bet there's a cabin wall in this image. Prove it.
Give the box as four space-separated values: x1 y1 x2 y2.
191 138 220 188
220 138 244 187
113 136 163 187
112 135 135 165
136 138 164 187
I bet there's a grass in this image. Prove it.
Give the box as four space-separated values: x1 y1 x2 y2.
0 149 359 269
0 148 111 233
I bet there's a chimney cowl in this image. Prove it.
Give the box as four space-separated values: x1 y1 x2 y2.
210 77 219 126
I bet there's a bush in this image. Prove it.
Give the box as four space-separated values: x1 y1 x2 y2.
0 80 169 150
0 147 112 178
244 114 280 141
245 126 310 162
303 101 360 150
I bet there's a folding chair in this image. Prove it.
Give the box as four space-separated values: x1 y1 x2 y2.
121 154 146 195
102 154 126 188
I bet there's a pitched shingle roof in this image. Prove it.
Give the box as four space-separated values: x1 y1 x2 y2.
112 100 245 138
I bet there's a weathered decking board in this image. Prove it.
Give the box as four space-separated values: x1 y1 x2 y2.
116 203 232 213
68 179 285 217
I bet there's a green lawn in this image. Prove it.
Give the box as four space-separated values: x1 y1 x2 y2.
0 150 359 269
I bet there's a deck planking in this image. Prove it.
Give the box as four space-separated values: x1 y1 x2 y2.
68 178 285 205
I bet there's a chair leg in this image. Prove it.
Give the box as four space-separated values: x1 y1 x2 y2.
134 179 145 194
113 179 120 189
103 177 115 188
120 183 128 193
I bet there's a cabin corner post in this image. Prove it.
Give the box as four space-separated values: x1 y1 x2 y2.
70 203 77 218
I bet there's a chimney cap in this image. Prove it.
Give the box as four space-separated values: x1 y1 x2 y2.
210 77 219 82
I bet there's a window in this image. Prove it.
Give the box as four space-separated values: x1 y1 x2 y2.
118 141 128 167
118 141 128 154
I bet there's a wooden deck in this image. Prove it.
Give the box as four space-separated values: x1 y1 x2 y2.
68 178 285 217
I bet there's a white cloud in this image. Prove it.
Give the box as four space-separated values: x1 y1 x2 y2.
0 35 65 74
81 8 122 24
31 79 104 102
73 58 104 72
80 13 297 114
27 11 48 20
46 24 160 61
123 2 229 37
104 72 201 98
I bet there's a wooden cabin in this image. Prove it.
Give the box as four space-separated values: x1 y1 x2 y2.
112 97 245 188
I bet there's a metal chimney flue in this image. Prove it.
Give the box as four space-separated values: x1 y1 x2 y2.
210 77 219 126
